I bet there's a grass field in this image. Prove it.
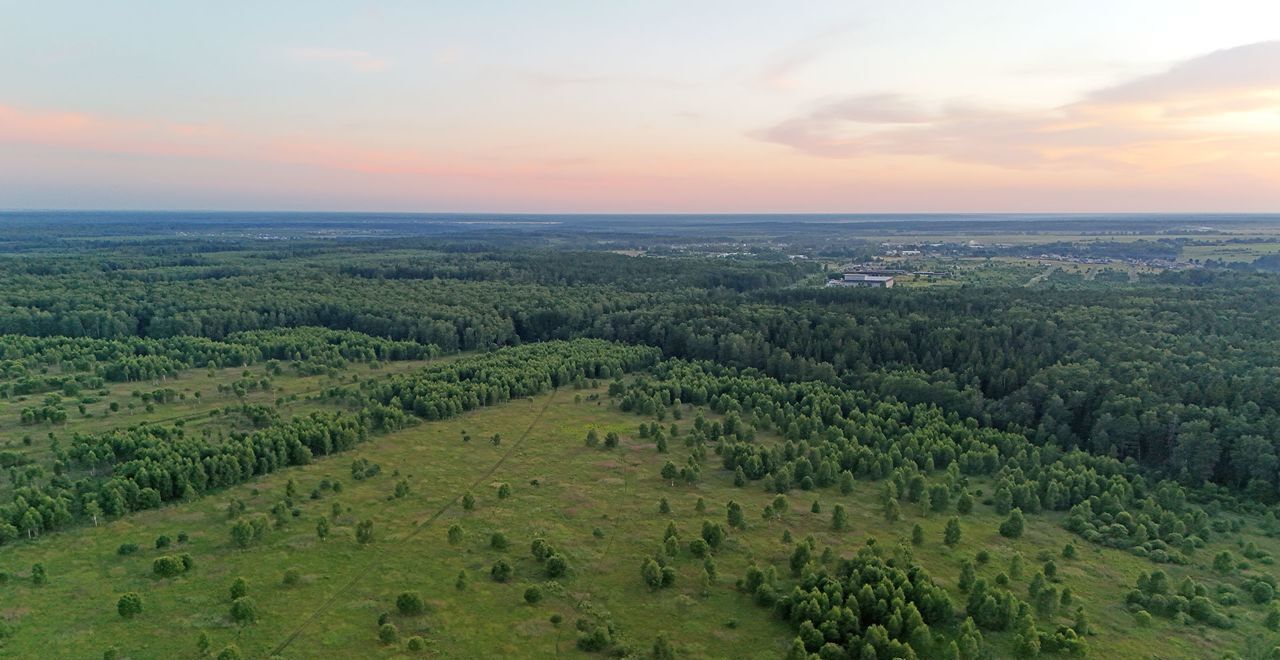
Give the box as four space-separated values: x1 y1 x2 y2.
1180 243 1280 263
2 382 1275 658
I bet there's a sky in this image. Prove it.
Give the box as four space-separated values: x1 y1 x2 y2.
1 0 1279 213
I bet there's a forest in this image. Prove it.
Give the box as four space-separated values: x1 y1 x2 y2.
1 215 1279 659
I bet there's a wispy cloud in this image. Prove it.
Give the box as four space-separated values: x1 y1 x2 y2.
751 41 1280 172
285 47 390 72
755 23 858 91
509 69 696 90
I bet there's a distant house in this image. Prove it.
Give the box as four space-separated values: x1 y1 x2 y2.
827 273 895 288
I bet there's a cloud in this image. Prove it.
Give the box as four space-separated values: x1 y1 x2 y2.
756 23 858 91
751 40 1280 172
1089 41 1280 103
285 47 389 72
510 69 695 90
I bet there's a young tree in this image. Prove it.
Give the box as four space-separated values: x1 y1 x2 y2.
832 504 849 531
229 597 257 625
839 470 855 495
959 560 976 592
727 500 745 529
356 519 374 544
396 591 426 616
447 523 464 545
661 461 679 485
641 558 663 590
700 520 726 549
911 524 925 546
944 517 962 547
957 492 974 515
998 508 1025 539
546 553 568 578
524 585 543 605
230 519 254 548
316 517 330 541
229 577 248 600
884 498 900 523
491 559 513 582
117 592 143 618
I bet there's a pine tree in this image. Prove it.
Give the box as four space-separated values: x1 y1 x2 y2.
944 517 962 547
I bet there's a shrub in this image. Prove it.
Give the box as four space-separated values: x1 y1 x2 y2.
117 592 143 618
397 591 426 616
999 509 1025 539
378 622 398 644
230 577 248 600
229 597 257 625
546 554 568 578
283 568 301 586
524 586 543 604
406 636 426 651
491 559 513 582
153 555 185 578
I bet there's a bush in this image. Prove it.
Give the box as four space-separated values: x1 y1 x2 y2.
378 622 398 644
397 591 426 616
229 597 257 625
491 559 513 582
999 509 1025 539
524 586 543 604
117 543 139 556
406 635 426 651
576 625 612 652
152 556 185 578
230 577 248 600
546 554 568 578
117 592 143 618
283 568 301 586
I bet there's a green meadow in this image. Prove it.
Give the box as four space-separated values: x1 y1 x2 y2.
3 380 1275 658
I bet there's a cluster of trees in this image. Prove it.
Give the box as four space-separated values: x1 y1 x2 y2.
772 550 957 658
1124 570 1233 628
613 359 1217 566
0 340 655 544
0 327 434 397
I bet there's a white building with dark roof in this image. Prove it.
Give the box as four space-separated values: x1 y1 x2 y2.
827 273 895 288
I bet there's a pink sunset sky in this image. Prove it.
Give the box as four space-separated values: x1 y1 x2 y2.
2 1 1279 212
